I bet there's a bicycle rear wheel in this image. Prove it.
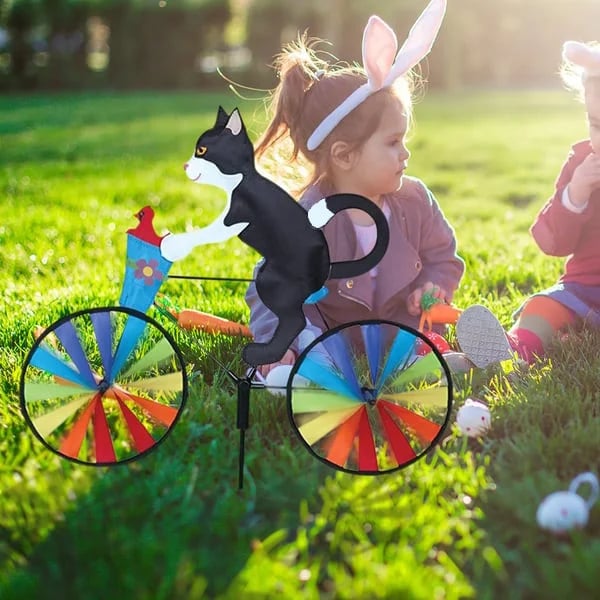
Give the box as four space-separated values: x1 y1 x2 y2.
287 320 452 474
20 306 187 465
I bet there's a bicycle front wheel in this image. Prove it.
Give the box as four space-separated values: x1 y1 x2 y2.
287 320 452 474
20 306 187 466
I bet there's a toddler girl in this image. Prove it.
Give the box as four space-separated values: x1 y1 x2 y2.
245 0 465 375
457 41 600 367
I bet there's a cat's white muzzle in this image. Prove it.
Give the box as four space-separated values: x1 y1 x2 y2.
185 156 204 182
184 155 243 195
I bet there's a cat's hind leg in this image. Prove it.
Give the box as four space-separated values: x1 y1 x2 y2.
242 308 306 367
243 263 310 366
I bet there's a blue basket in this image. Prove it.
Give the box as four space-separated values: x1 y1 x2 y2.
119 235 173 314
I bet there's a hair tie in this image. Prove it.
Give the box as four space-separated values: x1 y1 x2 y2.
306 0 447 151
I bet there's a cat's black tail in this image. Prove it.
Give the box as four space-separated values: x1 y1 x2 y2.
308 193 390 280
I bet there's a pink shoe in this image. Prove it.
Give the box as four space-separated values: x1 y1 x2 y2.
507 326 546 364
506 332 535 364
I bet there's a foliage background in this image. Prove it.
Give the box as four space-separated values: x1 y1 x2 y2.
1 0 600 91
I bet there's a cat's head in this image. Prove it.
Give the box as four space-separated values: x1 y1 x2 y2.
184 106 254 188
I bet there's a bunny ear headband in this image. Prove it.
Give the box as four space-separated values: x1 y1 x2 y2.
306 0 447 151
563 41 600 79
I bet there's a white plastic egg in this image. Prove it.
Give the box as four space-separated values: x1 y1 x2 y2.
456 398 491 437
536 491 589 533
536 472 599 534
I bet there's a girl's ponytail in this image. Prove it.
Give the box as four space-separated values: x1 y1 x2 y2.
255 34 414 194
255 36 328 161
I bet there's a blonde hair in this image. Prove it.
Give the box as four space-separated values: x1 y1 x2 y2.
256 34 416 195
560 41 600 103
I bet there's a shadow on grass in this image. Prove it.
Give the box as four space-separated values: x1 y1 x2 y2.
0 92 234 136
455 328 600 597
0 376 331 599
0 91 264 166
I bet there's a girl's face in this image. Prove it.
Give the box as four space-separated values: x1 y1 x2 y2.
343 100 410 201
585 86 600 154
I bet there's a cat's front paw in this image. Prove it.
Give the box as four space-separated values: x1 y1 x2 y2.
308 199 335 228
160 234 190 262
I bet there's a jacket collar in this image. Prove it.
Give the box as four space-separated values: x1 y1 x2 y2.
325 193 422 310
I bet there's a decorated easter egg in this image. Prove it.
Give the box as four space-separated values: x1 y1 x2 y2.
415 331 451 355
265 364 309 396
456 398 491 437
536 491 589 533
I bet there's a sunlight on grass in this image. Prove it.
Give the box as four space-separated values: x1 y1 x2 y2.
0 90 598 598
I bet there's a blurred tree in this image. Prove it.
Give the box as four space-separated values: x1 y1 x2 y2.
244 0 333 87
3 0 41 89
2 0 600 92
40 0 92 89
244 0 452 88
0 0 231 90
243 0 600 91
101 0 230 89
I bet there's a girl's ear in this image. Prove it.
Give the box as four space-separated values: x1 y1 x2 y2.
330 141 357 170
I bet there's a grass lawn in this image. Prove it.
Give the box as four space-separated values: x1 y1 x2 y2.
1 89 599 599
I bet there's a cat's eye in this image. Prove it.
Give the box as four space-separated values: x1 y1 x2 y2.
195 146 207 157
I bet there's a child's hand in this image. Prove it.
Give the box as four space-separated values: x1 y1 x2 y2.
406 282 448 316
568 153 600 206
259 349 296 377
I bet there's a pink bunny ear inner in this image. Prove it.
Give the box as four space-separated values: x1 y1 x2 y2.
362 16 398 90
563 41 600 72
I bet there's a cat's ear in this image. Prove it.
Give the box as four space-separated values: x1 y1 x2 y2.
215 105 230 128
225 108 243 136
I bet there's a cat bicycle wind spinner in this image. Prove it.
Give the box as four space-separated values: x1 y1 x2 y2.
20 107 454 488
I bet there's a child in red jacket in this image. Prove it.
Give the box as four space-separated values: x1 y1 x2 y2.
457 41 600 367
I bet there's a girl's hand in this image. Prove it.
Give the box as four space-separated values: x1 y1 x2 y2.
406 282 448 316
568 153 600 206
259 349 296 377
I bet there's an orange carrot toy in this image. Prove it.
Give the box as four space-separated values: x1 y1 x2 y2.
176 308 252 337
418 292 463 332
154 293 252 337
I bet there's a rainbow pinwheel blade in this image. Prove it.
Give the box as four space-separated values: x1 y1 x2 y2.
20 307 187 465
287 320 452 474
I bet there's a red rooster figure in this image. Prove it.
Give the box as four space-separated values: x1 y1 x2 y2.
127 206 166 247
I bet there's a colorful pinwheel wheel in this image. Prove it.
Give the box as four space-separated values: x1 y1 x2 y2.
287 320 451 474
20 307 187 465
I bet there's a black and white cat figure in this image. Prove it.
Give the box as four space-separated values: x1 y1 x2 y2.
160 107 390 367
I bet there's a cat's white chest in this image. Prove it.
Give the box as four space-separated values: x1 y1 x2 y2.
160 158 247 262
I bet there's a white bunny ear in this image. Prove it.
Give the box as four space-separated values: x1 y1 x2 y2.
563 41 600 76
307 0 447 151
384 0 447 86
362 16 398 90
